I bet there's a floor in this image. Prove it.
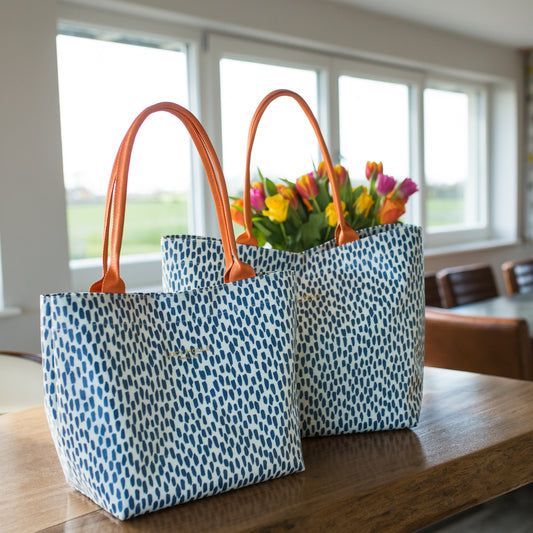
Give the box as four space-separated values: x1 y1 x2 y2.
418 483 533 532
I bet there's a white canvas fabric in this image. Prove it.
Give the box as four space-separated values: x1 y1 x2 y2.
40 102 304 520
162 223 425 437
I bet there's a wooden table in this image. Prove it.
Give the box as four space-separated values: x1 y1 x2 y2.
448 292 533 330
3 367 533 533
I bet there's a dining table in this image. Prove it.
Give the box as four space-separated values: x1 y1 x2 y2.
2 367 533 532
445 291 533 331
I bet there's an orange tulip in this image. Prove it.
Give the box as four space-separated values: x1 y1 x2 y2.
378 196 406 224
277 184 299 210
316 162 348 186
230 198 245 226
296 173 319 199
317 161 327 178
365 161 383 180
252 181 265 194
334 164 348 186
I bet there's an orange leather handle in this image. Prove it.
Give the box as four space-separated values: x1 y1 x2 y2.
90 102 255 293
237 89 359 247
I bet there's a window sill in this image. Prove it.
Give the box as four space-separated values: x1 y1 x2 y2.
0 307 23 319
424 238 521 258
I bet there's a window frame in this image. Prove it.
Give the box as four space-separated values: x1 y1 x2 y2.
54 5 518 292
422 77 490 248
202 34 334 236
331 58 425 227
57 5 204 291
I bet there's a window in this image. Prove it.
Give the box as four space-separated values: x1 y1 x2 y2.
219 58 320 195
338 75 410 183
54 21 503 293
56 28 191 261
424 86 486 231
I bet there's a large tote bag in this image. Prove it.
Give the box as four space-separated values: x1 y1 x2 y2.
162 90 425 438
41 102 304 520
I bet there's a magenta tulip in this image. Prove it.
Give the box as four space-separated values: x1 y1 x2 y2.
397 178 419 199
376 173 397 196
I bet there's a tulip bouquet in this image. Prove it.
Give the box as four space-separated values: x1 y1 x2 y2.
231 161 418 252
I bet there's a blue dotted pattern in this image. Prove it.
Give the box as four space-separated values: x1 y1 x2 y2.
162 224 425 437
40 271 304 519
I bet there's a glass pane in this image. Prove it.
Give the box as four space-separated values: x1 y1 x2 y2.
339 75 410 183
56 33 190 260
424 88 471 229
219 59 319 194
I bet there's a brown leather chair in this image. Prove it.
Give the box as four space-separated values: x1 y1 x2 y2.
437 263 498 308
425 309 533 380
1 350 42 363
502 258 533 295
424 272 444 308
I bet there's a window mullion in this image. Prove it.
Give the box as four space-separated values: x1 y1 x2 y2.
321 65 339 164
198 32 224 238
186 39 207 237
411 81 425 229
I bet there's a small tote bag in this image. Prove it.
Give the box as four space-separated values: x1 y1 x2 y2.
41 102 304 520
162 90 425 438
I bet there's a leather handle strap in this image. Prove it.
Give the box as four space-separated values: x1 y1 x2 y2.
237 89 359 247
92 110 229 287
90 102 255 293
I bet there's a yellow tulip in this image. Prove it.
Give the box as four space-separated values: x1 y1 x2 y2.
325 201 347 227
263 194 289 223
355 187 374 217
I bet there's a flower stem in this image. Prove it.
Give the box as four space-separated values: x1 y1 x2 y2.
311 197 321 212
280 222 288 244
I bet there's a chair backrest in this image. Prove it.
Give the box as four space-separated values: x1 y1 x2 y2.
0 351 43 414
1 350 42 363
424 272 444 308
425 309 533 380
437 263 498 308
502 258 533 295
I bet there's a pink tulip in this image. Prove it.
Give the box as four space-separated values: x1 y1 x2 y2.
376 173 397 196
397 178 419 199
250 186 266 211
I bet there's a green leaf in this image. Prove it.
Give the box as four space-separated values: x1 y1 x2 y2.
287 207 303 228
253 220 272 237
352 185 365 200
265 177 278 197
315 179 330 210
340 176 353 206
301 212 328 250
252 226 267 247
297 204 309 223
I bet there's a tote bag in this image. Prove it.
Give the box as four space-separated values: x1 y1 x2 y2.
41 102 304 520
162 90 425 437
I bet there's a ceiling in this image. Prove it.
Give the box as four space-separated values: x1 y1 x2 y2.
326 0 533 49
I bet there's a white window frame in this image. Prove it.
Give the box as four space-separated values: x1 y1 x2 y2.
331 58 425 227
57 4 204 291
202 33 334 236
53 6 519 292
422 77 490 249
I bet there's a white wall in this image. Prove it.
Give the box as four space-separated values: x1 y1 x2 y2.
0 0 70 352
0 0 529 352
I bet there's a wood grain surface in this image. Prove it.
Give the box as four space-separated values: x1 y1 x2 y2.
2 367 533 533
